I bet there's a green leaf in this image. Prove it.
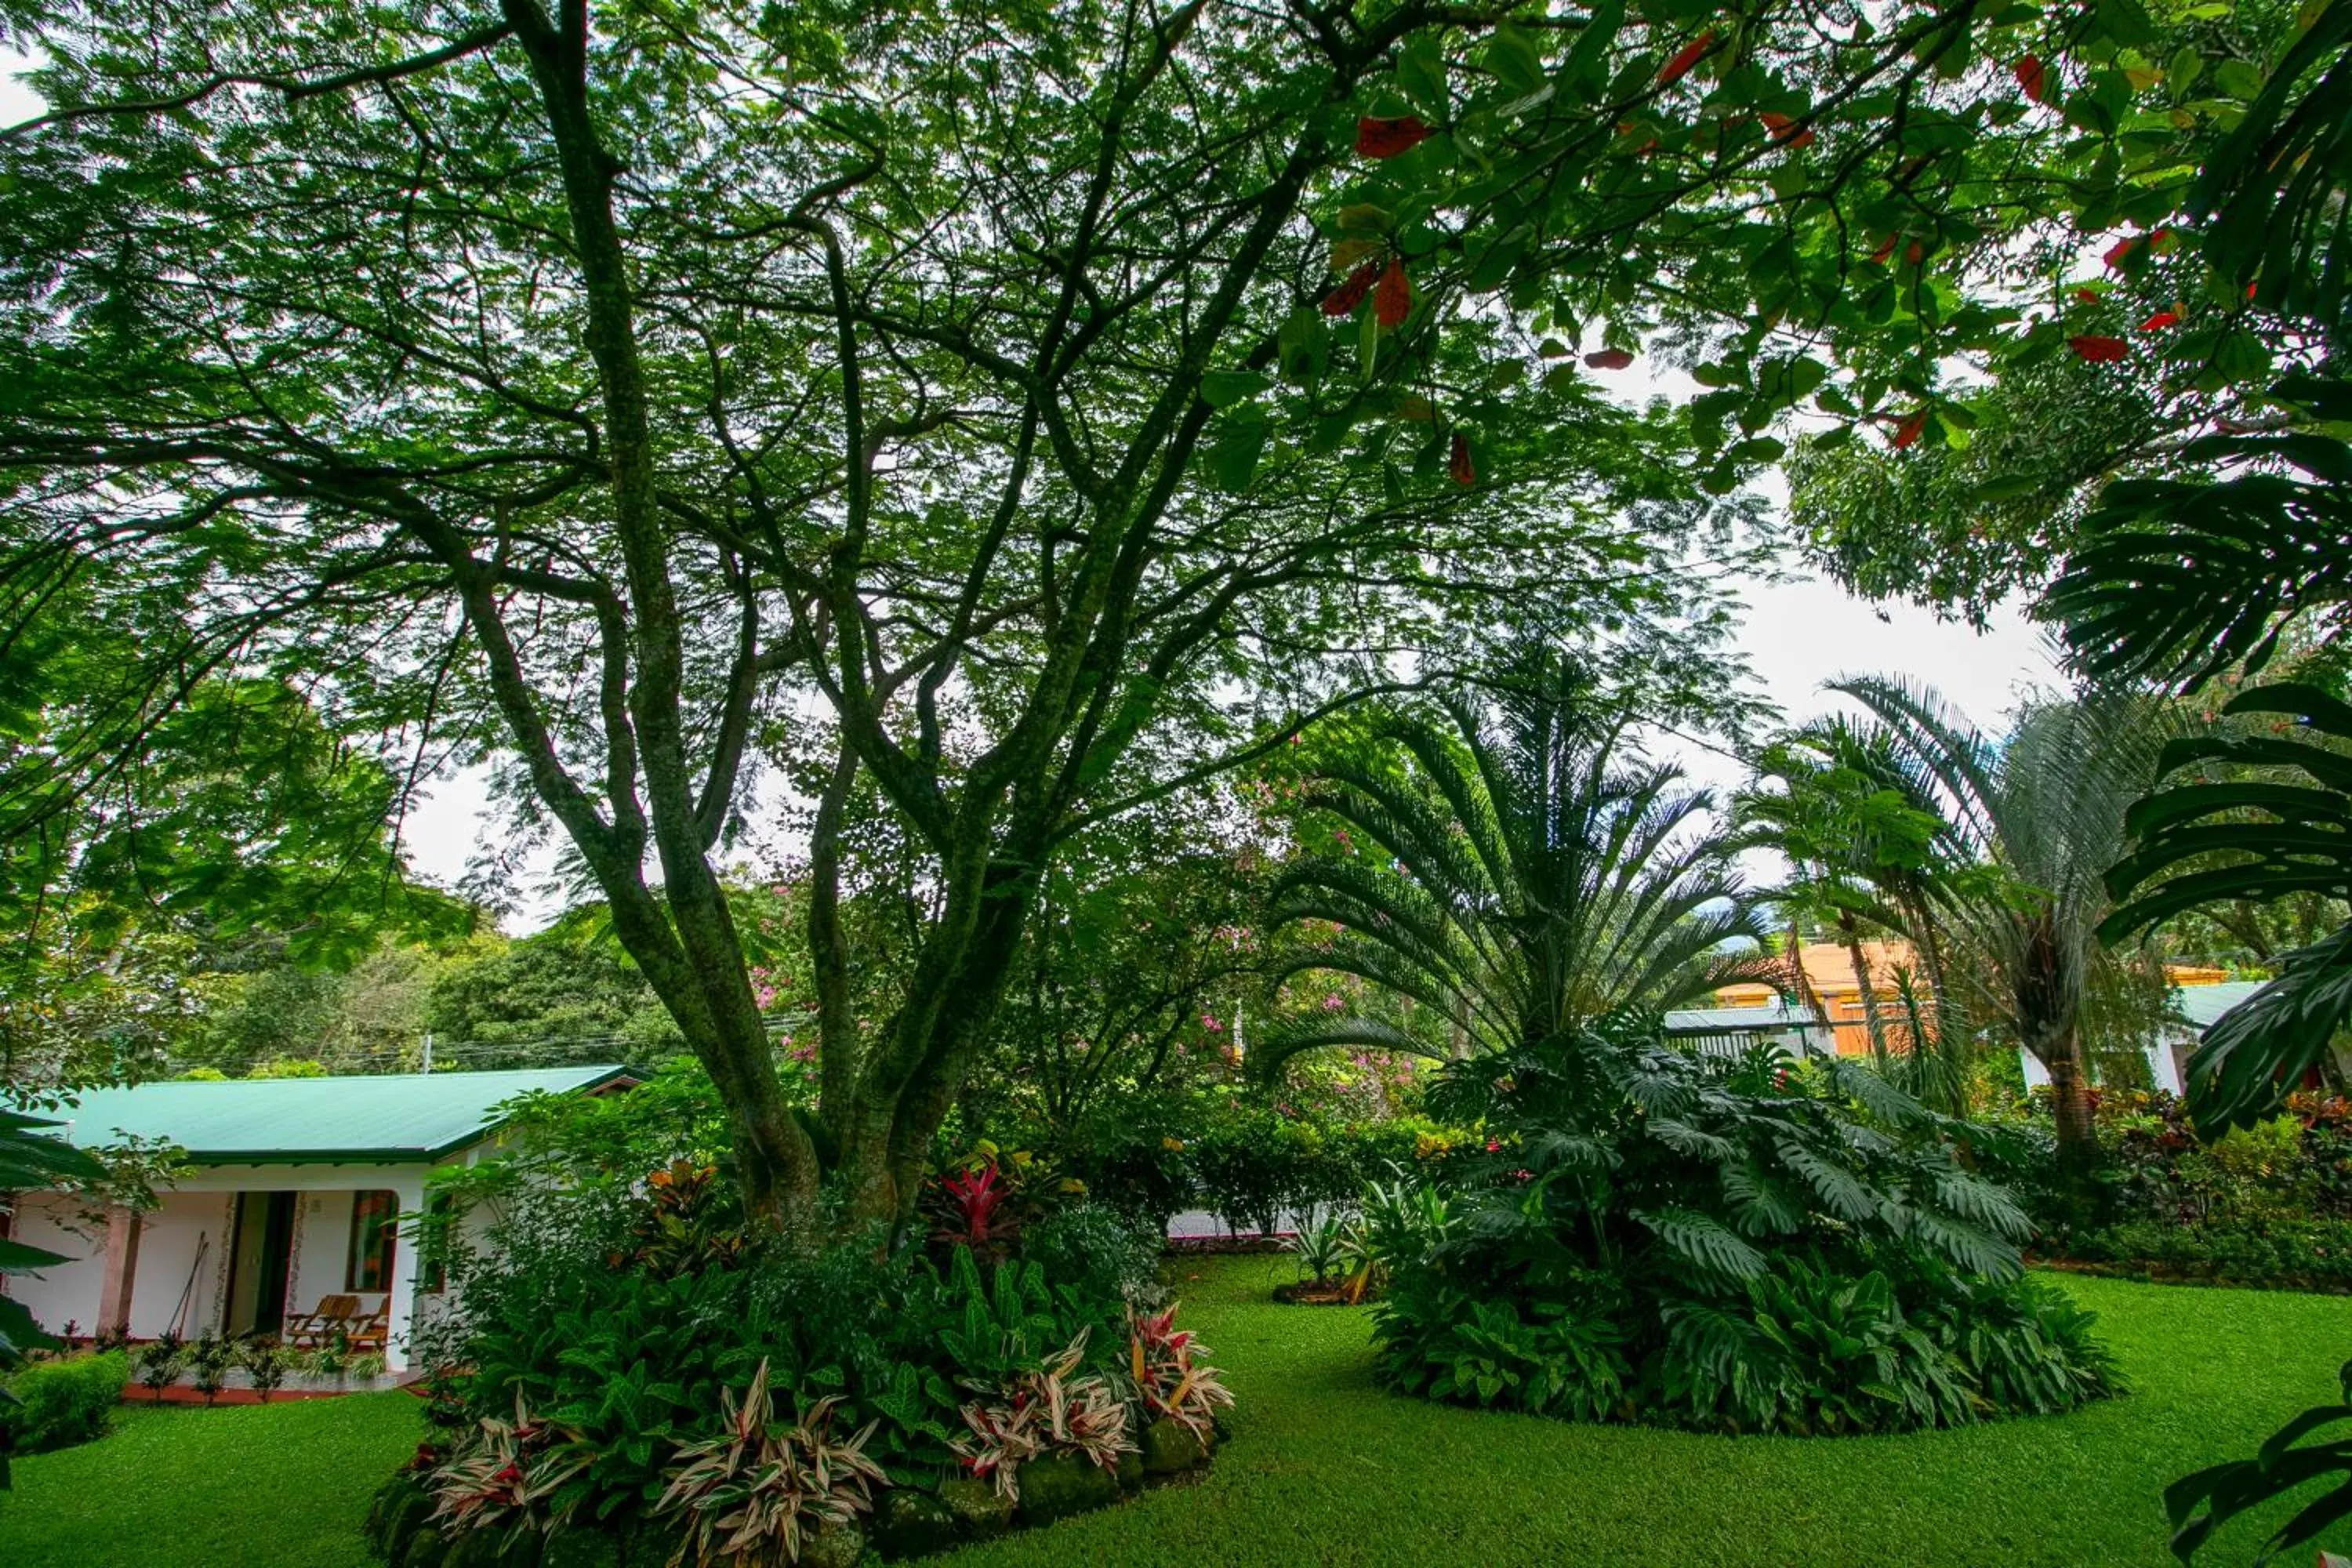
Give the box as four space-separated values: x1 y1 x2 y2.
1200 370 1269 408
1211 405 1269 492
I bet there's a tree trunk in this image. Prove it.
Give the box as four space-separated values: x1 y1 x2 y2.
1838 919 1892 1066
1785 922 1832 1057
2043 1040 2098 1167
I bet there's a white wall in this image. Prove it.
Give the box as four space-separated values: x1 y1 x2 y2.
2017 1039 2187 1098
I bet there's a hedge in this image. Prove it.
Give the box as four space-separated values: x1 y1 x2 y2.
2 1349 129 1455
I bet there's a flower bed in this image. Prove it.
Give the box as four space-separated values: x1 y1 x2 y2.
363 1162 1232 1566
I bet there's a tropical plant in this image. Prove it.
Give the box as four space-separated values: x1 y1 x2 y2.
2097 685 2352 1137
1822 677 2183 1161
1283 1210 1356 1287
1737 717 1964 1102
2167 1357 2352 1565
0 1108 107 1421
2034 10 2352 1558
238 1338 290 1404
429 1391 585 1537
1127 1306 1235 1443
183 1330 234 1406
626 1160 747 1279
1367 1021 2115 1435
930 1160 1019 1261
1262 654 1772 1075
653 1366 887 1568
132 1333 181 1403
952 1331 1133 1504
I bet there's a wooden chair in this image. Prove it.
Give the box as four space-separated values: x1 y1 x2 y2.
344 1301 391 1355
281 1294 361 1350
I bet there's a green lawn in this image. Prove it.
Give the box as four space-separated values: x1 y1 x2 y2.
5 1257 2349 1567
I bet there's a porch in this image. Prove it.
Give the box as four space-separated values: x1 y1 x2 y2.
7 1165 443 1371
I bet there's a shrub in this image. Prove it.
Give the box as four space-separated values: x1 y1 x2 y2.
240 1338 292 1402
1020 1202 1163 1308
652 1367 885 1567
0 1349 129 1453
1127 1305 1234 1440
952 1331 1132 1503
407 1163 1196 1545
133 1333 181 1401
1367 1023 2118 1436
184 1330 235 1406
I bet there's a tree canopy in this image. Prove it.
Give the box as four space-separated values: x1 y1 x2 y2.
0 0 2260 1237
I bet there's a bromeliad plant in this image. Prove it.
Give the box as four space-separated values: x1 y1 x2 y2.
931 1160 1018 1261
953 1330 1133 1503
654 1363 887 1568
1127 1307 1235 1443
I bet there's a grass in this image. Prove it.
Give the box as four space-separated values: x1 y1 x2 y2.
6 1257 2350 1566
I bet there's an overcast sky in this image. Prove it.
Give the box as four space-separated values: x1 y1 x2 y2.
3 56 2065 930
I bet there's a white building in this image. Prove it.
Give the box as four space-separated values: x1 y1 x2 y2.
0 1065 634 1371
2016 980 2268 1100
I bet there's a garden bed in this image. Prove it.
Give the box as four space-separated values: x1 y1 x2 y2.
13 1258 2352 1568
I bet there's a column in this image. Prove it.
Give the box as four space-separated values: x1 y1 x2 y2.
381 1178 426 1373
95 1205 142 1338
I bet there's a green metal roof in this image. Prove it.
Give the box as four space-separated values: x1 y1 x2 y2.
45 1065 635 1165
2173 981 2270 1030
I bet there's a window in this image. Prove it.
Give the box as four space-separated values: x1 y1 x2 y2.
347 1190 398 1293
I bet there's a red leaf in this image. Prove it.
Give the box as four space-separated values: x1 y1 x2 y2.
1356 116 1432 160
1904 240 1925 266
1867 234 1899 265
1892 409 1929 449
1759 111 1815 147
2013 54 2049 104
2247 280 2260 301
1321 260 1378 317
2074 288 2101 303
2103 236 2137 270
2139 310 2180 332
1449 432 1475 487
1584 347 1635 370
1657 29 1715 87
2069 335 2129 363
1374 258 1411 328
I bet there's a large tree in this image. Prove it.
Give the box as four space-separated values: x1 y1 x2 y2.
0 0 2211 1240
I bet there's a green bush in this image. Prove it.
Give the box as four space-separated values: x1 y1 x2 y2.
1 1349 129 1454
1367 1024 2118 1436
2074 1217 2352 1288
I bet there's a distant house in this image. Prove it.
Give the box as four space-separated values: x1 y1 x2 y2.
0 1065 635 1370
1715 938 1928 1058
2016 978 2269 1100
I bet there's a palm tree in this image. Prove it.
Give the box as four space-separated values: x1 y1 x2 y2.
1258 655 1773 1070
1738 717 1962 1105
1826 677 2182 1162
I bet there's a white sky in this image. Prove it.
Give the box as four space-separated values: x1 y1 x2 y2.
2 55 2062 931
